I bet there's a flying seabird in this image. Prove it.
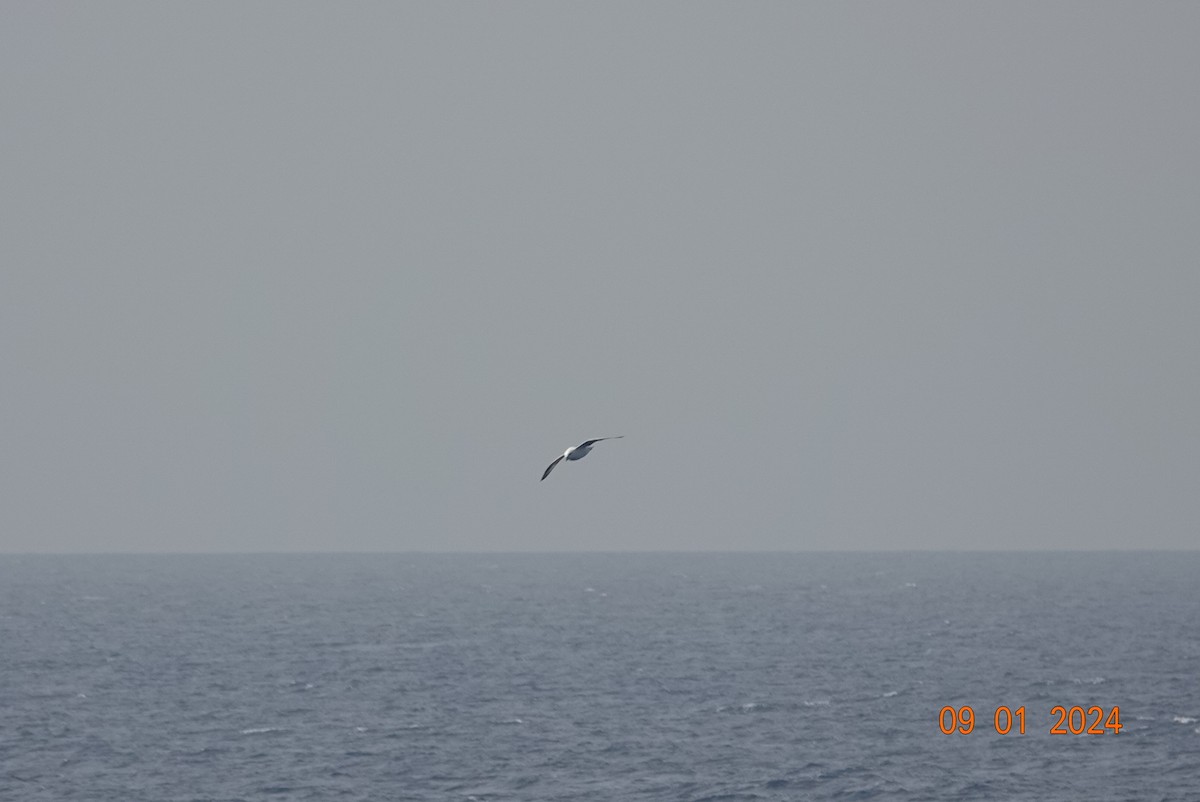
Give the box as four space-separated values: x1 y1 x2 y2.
541 436 624 481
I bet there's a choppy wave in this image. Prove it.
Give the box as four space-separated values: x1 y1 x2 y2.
1 551 1196 800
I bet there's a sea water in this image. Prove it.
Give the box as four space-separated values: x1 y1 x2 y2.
1 552 1196 800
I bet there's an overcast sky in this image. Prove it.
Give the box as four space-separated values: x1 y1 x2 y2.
2 3 1197 553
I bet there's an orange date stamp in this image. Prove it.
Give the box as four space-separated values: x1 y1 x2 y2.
938 705 1123 735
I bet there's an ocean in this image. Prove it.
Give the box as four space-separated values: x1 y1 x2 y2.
1 552 1196 801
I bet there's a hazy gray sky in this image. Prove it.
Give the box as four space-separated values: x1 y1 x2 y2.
3 3 1197 553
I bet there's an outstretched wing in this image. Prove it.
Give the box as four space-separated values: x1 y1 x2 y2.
541 455 566 481
578 435 624 449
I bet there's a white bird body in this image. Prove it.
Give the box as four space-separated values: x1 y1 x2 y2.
541 436 623 481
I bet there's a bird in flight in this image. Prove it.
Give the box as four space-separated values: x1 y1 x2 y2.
541 436 624 481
